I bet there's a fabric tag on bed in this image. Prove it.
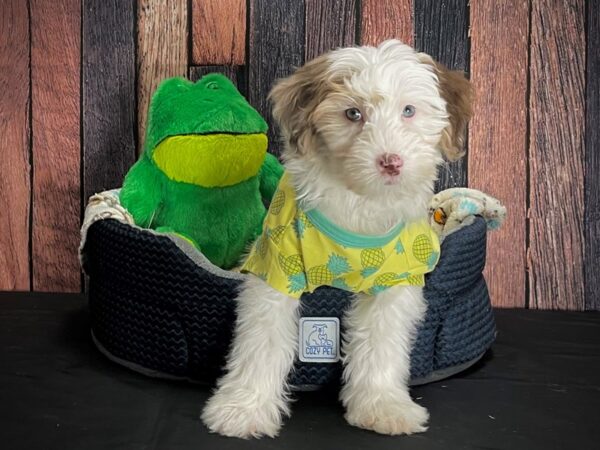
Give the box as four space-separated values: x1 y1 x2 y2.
298 317 340 363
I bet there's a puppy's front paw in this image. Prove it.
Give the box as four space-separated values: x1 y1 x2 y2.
345 398 429 435
201 388 285 439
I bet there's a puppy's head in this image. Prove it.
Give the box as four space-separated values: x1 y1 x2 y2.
269 40 473 200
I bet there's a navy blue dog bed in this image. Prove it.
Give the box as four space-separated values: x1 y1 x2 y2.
81 216 495 389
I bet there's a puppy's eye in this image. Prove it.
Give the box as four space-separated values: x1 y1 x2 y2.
345 108 362 122
402 105 416 118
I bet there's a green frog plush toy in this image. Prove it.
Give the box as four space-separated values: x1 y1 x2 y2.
120 74 283 269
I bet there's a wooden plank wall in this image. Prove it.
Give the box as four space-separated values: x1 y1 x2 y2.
586 0 600 311
137 0 188 150
305 0 356 59
31 0 81 292
189 0 247 94
0 0 30 291
0 0 598 311
529 0 586 310
248 0 305 155
468 1 529 308
361 0 412 46
83 0 137 203
414 0 469 190
192 0 246 66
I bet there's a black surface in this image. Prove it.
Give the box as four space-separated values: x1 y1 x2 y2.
0 293 598 450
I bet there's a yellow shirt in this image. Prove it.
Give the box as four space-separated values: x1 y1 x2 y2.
241 172 440 298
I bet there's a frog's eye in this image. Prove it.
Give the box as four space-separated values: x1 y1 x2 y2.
206 81 219 90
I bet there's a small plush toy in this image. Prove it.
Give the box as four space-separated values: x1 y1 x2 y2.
428 188 506 240
120 74 283 269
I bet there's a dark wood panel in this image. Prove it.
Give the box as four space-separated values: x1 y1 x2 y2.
414 0 469 189
137 0 188 150
529 0 585 310
586 0 600 311
192 0 246 65
31 0 81 292
468 1 528 308
305 0 356 60
189 65 247 96
248 0 305 156
0 0 30 290
360 0 412 46
83 0 137 201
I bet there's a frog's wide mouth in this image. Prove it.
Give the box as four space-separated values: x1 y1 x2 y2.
151 133 268 187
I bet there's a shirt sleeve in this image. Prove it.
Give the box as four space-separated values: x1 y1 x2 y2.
240 231 304 299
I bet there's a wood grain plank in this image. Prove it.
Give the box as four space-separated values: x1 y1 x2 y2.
529 0 585 310
0 0 30 290
30 0 81 292
83 1 136 201
586 0 600 310
414 0 469 190
189 65 247 96
192 0 246 65
360 0 412 47
138 0 188 151
248 0 305 156
305 0 356 60
468 1 528 308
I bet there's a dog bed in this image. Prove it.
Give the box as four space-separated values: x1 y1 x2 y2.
80 191 495 390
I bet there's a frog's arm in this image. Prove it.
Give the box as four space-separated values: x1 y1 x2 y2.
120 157 164 228
258 152 284 201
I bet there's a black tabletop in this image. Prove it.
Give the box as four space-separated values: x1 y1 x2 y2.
0 292 598 450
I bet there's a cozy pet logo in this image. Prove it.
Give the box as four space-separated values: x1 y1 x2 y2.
298 317 340 363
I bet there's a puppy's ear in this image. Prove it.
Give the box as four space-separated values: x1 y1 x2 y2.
268 55 330 153
419 54 475 161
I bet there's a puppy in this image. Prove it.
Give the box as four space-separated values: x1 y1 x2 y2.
202 40 473 438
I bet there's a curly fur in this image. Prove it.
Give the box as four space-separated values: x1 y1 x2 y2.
202 39 473 438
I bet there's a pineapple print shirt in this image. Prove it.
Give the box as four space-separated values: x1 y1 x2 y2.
241 172 441 298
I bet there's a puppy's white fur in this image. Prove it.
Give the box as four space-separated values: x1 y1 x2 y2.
201 276 300 438
202 40 472 438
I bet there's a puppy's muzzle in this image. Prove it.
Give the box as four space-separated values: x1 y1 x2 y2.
377 153 403 176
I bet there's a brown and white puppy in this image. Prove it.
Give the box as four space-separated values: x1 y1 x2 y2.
202 39 473 439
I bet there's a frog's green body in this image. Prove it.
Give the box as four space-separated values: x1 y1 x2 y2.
120 74 283 269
